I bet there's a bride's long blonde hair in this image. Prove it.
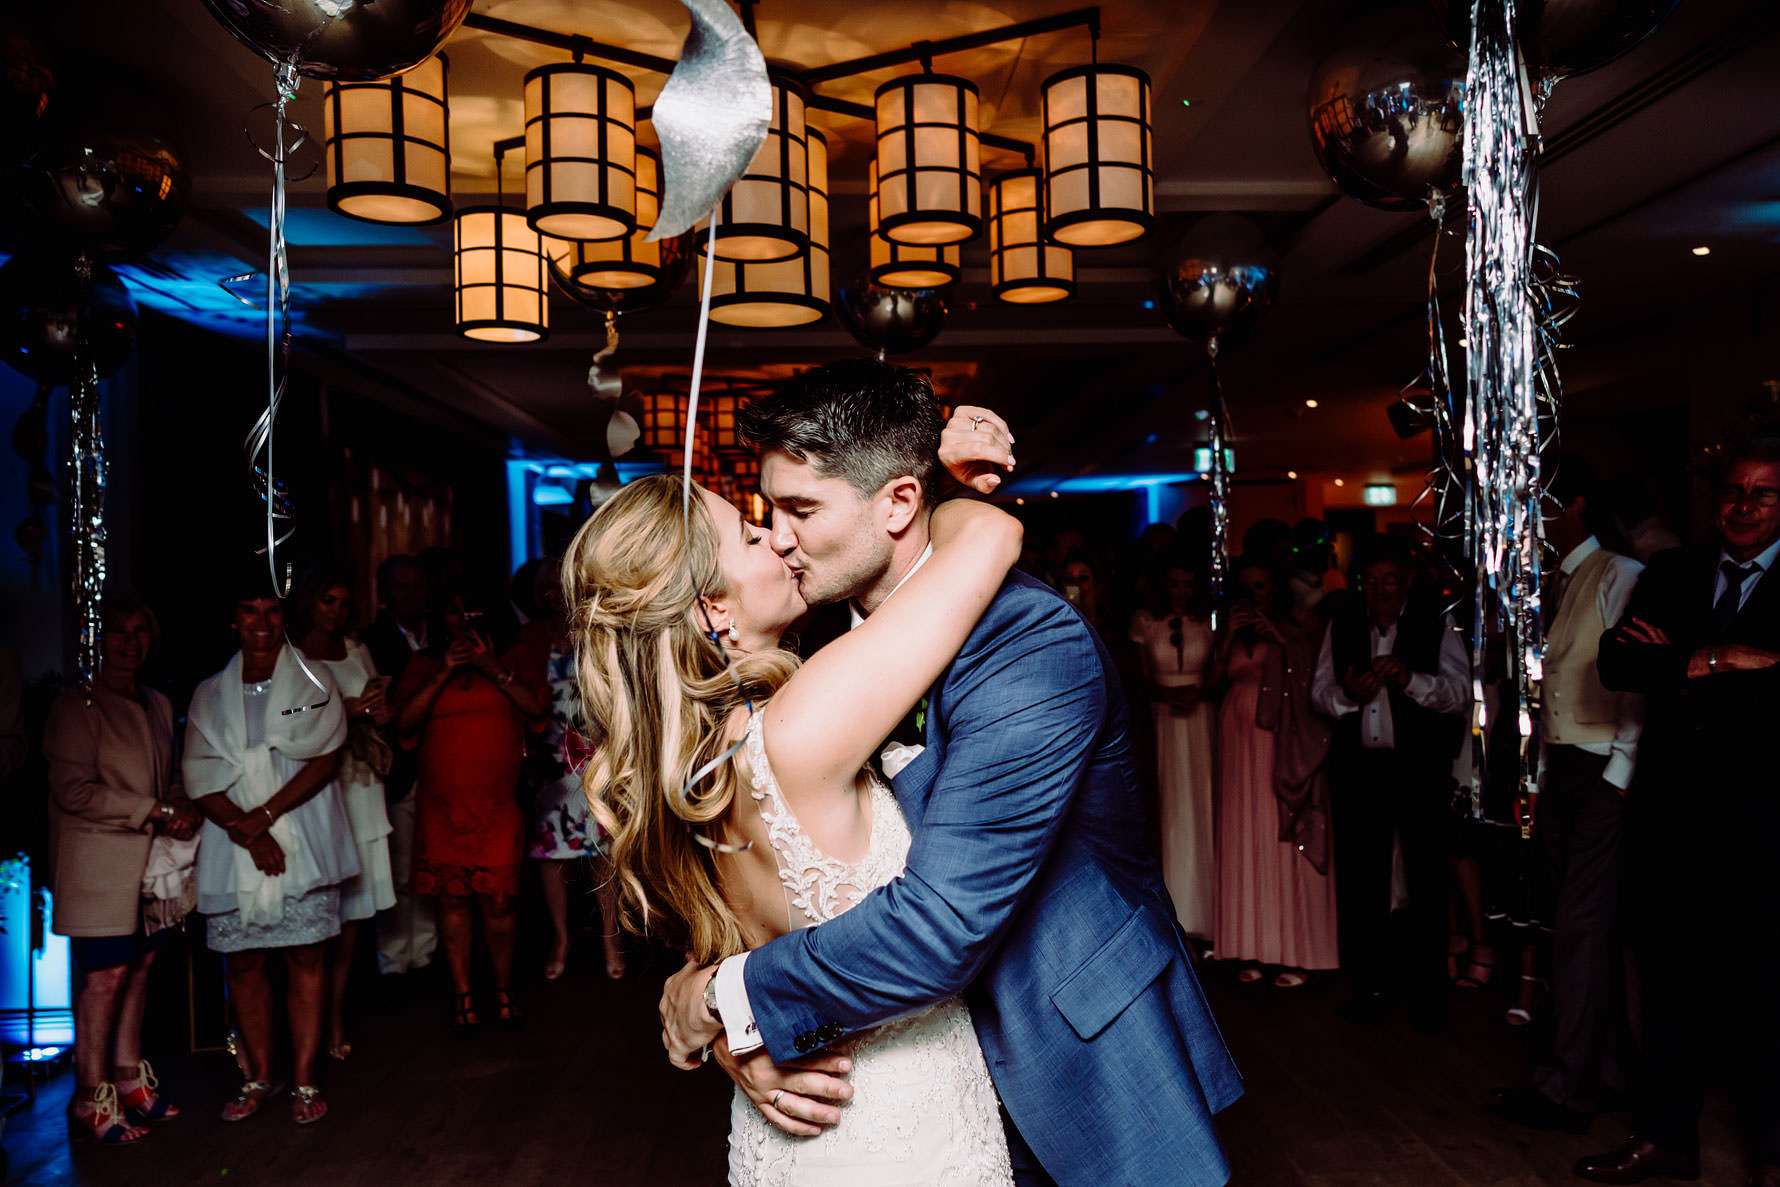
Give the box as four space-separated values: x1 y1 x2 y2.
561 474 797 963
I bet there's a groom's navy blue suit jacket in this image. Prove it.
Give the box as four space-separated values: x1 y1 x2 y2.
745 571 1242 1186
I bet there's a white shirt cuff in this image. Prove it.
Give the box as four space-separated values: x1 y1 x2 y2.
714 953 764 1055
1402 672 1433 703
1602 751 1636 790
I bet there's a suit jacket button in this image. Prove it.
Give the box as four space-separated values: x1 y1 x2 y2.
819 1023 841 1042
794 1034 814 1053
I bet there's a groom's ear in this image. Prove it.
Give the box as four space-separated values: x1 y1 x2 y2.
880 474 925 534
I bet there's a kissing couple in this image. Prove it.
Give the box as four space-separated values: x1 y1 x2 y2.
562 359 1241 1186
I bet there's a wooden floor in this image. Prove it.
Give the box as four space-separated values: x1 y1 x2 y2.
2 949 1751 1186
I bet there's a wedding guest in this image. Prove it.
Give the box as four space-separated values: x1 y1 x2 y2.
46 595 201 1144
1288 517 1347 616
292 566 396 1061
1212 559 1339 985
392 580 547 1031
520 560 624 981
1312 535 1469 1032
1493 458 1643 1134
186 568 356 1125
360 555 436 977
1577 439 1780 1187
1130 562 1215 939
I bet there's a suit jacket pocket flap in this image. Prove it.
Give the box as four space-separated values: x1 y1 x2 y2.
1050 909 1173 1041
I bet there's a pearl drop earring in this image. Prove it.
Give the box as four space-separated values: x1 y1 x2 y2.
726 623 740 644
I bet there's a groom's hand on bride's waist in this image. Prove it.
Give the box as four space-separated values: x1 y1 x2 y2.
661 957 725 1068
713 1035 853 1138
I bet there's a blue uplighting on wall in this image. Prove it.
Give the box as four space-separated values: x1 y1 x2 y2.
505 456 668 574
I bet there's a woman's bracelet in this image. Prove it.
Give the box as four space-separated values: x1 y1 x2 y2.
496 669 516 690
259 804 277 827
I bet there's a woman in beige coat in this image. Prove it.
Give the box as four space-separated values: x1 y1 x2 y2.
46 596 201 1145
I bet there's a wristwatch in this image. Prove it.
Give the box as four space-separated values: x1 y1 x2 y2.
158 802 175 822
703 968 723 1026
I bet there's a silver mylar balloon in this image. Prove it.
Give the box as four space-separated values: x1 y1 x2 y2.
1309 19 1465 213
836 276 947 357
647 0 772 242
0 252 138 385
1430 0 1680 80
28 120 186 256
549 230 697 315
201 0 471 81
1157 215 1279 348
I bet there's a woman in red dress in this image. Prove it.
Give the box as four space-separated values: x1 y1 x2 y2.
393 583 547 1031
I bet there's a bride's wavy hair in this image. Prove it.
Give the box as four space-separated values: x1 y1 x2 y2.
561 473 797 963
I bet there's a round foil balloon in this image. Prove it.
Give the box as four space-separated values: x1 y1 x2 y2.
836 277 947 356
0 253 139 385
1309 21 1466 213
27 113 187 256
1157 215 1280 348
201 0 471 82
1431 0 1680 79
549 231 697 315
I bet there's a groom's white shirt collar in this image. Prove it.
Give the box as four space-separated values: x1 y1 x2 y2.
717 541 933 1056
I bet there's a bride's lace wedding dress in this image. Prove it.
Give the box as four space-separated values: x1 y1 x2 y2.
727 714 1014 1187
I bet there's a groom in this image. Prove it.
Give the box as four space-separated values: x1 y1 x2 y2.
662 358 1241 1186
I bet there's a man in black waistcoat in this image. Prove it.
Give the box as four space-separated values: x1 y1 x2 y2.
1576 439 1780 1187
1311 535 1469 1032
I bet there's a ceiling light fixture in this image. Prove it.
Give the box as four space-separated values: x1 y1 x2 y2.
875 73 983 245
545 146 666 289
523 60 637 241
1287 469 1299 479
1042 60 1155 247
704 127 830 327
868 159 961 289
455 139 548 343
323 53 452 225
988 168 1075 304
1304 398 1319 408
1691 245 1711 256
709 79 811 262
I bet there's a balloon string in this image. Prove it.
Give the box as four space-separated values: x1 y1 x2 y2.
71 255 107 698
1206 336 1230 632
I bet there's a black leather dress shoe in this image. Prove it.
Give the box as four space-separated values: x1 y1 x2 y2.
1489 1085 1593 1135
1573 1137 1700 1184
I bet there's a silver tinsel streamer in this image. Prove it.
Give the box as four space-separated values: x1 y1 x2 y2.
243 58 305 594
1206 338 1231 630
1462 0 1546 816
70 262 107 692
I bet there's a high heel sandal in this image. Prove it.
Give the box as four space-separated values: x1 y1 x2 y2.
1447 931 1470 982
291 1084 328 1126
67 1083 150 1145
115 1059 180 1123
1506 975 1542 1027
493 987 523 1031
452 991 481 1035
1456 944 1496 990
602 932 627 981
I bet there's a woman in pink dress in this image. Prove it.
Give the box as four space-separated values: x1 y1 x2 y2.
1213 558 1340 986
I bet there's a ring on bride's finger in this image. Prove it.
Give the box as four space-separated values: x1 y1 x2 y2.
770 1089 785 1110
971 416 985 430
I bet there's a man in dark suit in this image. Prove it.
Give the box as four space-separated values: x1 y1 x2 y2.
1577 438 1780 1186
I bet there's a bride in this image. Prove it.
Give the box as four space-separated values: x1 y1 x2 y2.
563 468 1021 1186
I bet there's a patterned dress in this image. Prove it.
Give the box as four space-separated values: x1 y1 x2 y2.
527 643 605 860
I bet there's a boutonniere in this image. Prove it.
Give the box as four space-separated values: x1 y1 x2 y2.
915 696 928 734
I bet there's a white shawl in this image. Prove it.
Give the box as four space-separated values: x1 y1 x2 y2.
184 647 346 926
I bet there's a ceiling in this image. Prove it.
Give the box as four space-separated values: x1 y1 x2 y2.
28 0 1780 492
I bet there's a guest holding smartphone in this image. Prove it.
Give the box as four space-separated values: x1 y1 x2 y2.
392 581 547 1032
291 565 396 1061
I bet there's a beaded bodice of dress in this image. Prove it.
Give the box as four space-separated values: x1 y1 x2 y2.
742 712 911 929
727 712 1014 1187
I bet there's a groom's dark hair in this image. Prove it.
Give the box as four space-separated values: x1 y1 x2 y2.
739 358 946 504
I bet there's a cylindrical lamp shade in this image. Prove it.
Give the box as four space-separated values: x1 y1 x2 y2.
639 391 687 451
874 74 982 246
544 148 666 289
710 390 746 451
454 207 549 342
988 170 1075 304
867 160 961 289
1041 64 1155 247
704 128 829 327
708 80 810 262
524 62 637 241
323 54 451 224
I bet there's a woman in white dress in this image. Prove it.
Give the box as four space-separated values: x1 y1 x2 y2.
292 567 396 1061
563 468 1020 1187
1130 563 1216 940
